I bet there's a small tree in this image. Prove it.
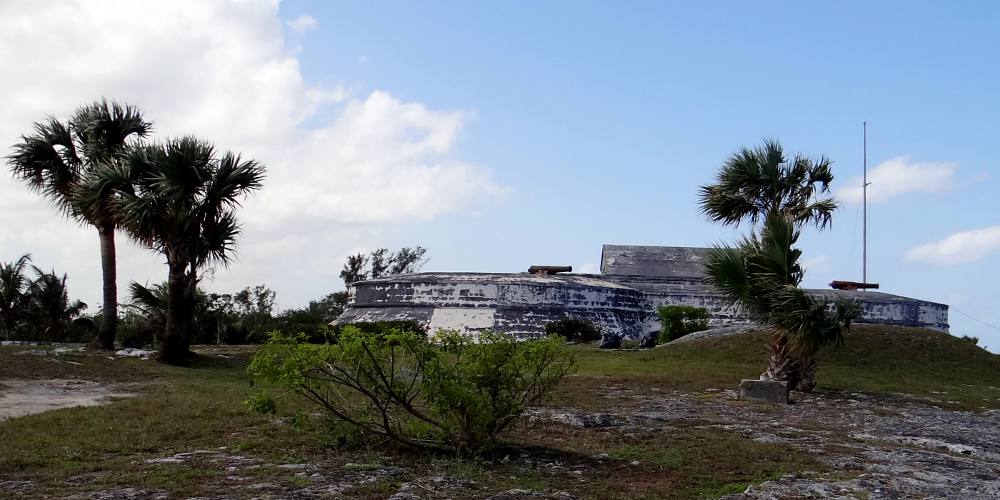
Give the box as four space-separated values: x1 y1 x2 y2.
657 305 710 343
699 140 851 392
248 328 575 455
705 215 857 391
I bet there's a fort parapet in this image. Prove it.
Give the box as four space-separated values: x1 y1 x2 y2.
334 245 949 338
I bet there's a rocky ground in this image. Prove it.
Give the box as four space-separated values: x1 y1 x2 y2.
6 385 997 498
532 386 1000 499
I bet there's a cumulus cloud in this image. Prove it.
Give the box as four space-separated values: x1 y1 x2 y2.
905 225 1000 265
286 14 317 33
0 0 503 307
838 156 957 204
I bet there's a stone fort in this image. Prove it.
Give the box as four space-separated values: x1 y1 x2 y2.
335 245 949 339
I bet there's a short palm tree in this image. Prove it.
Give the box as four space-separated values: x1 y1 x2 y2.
0 254 33 339
126 281 169 333
698 139 837 229
24 267 88 342
705 215 857 390
88 137 264 363
700 140 851 392
8 100 151 349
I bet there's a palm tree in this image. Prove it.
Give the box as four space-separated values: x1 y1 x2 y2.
91 137 264 363
24 267 88 342
700 140 852 392
126 281 169 334
0 254 33 339
698 139 837 229
705 216 857 390
8 100 151 349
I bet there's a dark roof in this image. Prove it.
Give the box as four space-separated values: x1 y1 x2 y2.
600 245 711 278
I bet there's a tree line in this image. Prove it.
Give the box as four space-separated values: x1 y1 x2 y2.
0 254 87 342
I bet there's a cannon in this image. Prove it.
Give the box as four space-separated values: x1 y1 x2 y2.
528 265 572 275
829 280 879 291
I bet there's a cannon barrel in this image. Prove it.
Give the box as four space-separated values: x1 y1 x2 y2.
528 265 572 275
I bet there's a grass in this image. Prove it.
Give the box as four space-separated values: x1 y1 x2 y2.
0 324 997 498
562 324 1000 410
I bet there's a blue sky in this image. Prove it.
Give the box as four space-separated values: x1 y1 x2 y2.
281 1 999 347
1 1 997 350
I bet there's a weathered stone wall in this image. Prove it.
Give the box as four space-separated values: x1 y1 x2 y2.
335 271 950 339
335 273 648 339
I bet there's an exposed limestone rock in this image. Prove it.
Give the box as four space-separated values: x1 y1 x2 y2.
528 387 1000 499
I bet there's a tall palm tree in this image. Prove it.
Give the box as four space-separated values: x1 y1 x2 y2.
7 100 151 349
700 140 851 392
698 139 837 229
705 216 857 390
0 254 33 339
24 267 88 342
88 137 264 363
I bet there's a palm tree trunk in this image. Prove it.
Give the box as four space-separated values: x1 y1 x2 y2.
762 330 800 389
159 261 192 364
90 225 118 350
794 353 817 393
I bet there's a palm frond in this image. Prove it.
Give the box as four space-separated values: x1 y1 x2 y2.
699 139 839 230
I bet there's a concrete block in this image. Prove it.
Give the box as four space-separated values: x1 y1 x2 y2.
739 379 788 404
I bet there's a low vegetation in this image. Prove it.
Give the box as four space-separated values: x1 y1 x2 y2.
1 324 996 498
657 305 709 343
545 318 602 343
248 328 575 455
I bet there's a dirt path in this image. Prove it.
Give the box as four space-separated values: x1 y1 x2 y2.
0 379 135 420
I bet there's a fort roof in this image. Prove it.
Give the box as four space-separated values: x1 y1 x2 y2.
600 245 712 278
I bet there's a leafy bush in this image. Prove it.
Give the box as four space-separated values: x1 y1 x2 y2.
247 327 575 455
657 305 710 343
961 335 980 346
544 318 601 343
337 320 427 338
117 312 157 348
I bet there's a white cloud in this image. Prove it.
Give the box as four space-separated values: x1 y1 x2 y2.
286 14 317 33
905 225 1000 265
838 156 957 204
0 0 503 308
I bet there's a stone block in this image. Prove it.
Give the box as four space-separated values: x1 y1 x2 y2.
738 379 788 404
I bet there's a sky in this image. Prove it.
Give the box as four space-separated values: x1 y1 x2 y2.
1 1 998 350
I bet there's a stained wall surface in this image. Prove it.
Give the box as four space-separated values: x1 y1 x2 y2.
334 246 949 338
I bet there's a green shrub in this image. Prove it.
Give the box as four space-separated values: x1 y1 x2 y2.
247 327 574 455
244 392 278 414
657 305 710 343
336 320 427 338
118 312 157 348
544 318 601 343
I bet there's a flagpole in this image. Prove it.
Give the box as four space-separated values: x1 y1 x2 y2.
863 121 868 286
